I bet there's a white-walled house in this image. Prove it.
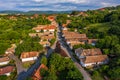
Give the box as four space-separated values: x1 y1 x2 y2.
32 25 56 32
20 51 39 62
80 55 109 67
0 66 14 76
75 48 102 59
0 57 10 65
74 48 109 67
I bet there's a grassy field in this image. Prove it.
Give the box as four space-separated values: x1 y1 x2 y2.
88 22 111 32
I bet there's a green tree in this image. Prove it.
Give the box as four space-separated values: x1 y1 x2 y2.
41 56 47 65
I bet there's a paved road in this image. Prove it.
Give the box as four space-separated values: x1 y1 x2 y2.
57 25 92 80
75 62 92 80
17 56 42 80
8 54 26 74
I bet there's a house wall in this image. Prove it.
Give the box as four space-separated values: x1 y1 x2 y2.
36 30 40 32
0 61 9 65
81 61 108 67
5 73 11 76
49 29 55 32
21 57 38 62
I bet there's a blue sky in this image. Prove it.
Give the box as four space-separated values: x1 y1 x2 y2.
0 0 120 11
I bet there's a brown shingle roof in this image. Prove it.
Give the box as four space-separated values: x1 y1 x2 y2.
82 48 102 56
20 51 39 59
75 48 102 56
0 56 9 63
0 66 14 75
63 32 87 39
82 55 108 64
32 25 56 31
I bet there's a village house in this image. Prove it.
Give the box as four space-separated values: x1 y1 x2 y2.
67 40 85 49
75 48 109 67
47 15 56 21
29 32 54 38
41 35 55 41
39 41 50 47
32 25 56 32
0 66 15 76
43 25 56 32
80 55 109 67
32 64 48 80
75 48 102 58
63 32 88 43
0 56 10 66
20 51 39 62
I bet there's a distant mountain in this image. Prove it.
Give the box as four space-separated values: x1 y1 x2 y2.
0 10 24 14
0 10 72 14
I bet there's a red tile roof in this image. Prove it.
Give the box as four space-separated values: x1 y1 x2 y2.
20 51 39 59
32 64 48 80
0 66 14 75
47 16 55 21
43 25 56 30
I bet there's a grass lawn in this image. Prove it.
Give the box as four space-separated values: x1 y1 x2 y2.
22 61 35 69
88 22 111 32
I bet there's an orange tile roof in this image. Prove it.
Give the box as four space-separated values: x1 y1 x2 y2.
47 16 55 21
63 32 87 39
0 56 9 63
82 55 108 64
20 51 39 59
43 25 56 30
32 64 48 80
0 66 14 75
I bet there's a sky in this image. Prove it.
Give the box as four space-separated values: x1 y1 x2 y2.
0 0 120 11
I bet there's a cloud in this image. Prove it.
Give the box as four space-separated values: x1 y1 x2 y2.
0 0 119 11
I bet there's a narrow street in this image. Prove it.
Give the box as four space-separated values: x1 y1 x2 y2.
17 56 42 80
8 54 26 75
57 25 92 80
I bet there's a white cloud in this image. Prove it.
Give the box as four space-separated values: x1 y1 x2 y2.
101 2 118 7
0 0 119 11
32 0 88 4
